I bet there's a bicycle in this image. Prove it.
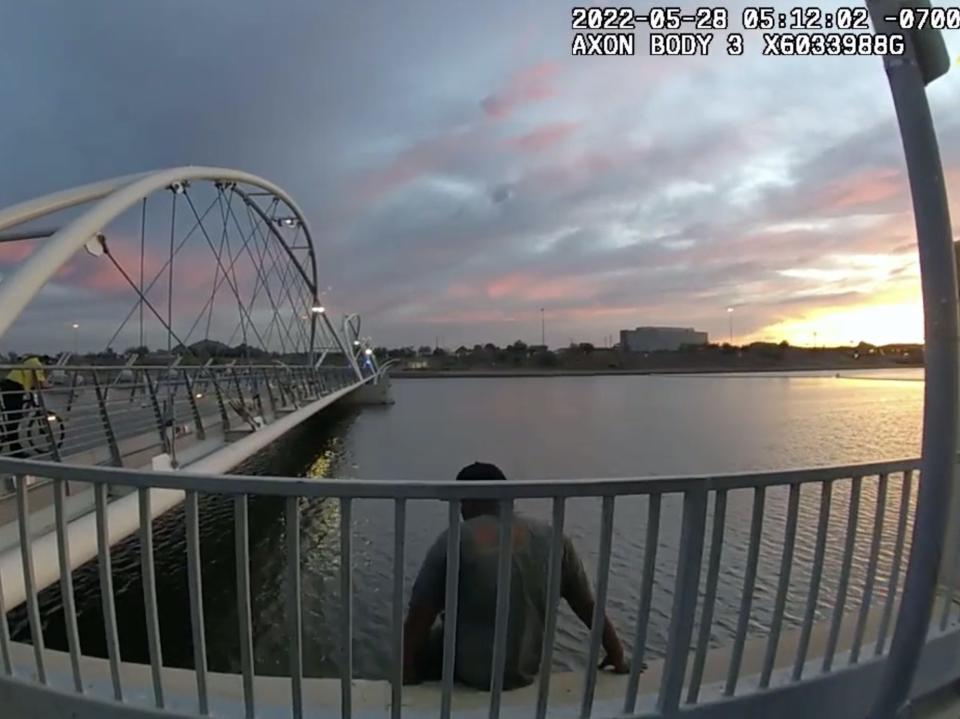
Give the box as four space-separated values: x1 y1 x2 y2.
0 389 66 458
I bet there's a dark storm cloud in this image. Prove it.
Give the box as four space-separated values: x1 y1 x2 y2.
1 1 958 351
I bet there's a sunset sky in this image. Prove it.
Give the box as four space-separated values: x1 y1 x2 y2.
0 1 958 352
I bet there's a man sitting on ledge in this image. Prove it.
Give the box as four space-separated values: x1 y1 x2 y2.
403 461 630 690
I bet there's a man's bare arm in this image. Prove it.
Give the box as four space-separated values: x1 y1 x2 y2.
564 590 629 673
559 537 629 673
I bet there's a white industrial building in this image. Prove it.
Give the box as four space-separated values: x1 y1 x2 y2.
619 326 709 352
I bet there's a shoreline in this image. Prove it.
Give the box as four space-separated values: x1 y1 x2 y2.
390 364 922 379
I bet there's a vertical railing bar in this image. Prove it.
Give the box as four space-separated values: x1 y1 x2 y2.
31 372 61 463
235 495 255 718
687 489 728 704
340 497 353 719
16 476 46 684
489 499 515 719
759 482 801 689
793 480 833 680
391 498 406 719
250 370 265 419
724 485 765 697
0 523 10 674
207 369 230 431
144 371 172 455
286 496 304 719
852 474 888 661
822 476 862 673
580 495 616 719
92 369 122 466
185 490 209 714
231 367 245 415
183 372 206 441
876 470 913 656
440 500 462 719
260 369 277 417
54 477 83 692
274 370 290 410
95 482 123 700
657 487 708 714
139 488 164 707
623 493 662 714
536 497 566 719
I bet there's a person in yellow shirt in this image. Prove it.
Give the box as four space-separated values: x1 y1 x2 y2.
1 356 47 457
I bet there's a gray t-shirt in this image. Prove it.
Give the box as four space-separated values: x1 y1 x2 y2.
409 513 593 690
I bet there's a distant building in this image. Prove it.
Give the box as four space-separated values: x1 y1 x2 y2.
619 326 709 352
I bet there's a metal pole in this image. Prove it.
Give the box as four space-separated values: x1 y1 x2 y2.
324 312 361 379
541 308 545 346
867 3 957 717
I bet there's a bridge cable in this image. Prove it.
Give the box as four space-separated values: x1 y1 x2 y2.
237 198 307 354
100 241 200 363
183 190 271 354
139 197 147 351
102 195 220 352
204 186 232 343
234 198 292 355
179 192 272 350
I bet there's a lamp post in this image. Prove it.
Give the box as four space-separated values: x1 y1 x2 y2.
866 4 956 717
71 323 79 356
540 308 545 347
726 307 734 344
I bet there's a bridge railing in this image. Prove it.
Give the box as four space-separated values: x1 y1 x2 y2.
0 363 359 472
0 455 951 719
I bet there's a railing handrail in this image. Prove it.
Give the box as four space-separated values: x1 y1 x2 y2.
0 363 354 371
0 455 921 499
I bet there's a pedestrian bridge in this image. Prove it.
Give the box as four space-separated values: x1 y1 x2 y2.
0 166 400 705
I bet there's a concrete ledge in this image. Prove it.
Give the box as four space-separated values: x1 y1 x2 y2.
5 622 960 719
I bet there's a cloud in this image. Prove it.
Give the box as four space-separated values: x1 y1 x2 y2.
1 1 959 352
505 122 578 154
480 62 560 119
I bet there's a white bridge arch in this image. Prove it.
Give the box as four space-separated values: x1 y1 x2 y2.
0 166 358 370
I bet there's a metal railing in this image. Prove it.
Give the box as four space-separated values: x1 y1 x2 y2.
0 455 951 719
0 363 359 473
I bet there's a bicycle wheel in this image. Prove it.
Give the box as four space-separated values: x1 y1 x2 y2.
22 408 66 457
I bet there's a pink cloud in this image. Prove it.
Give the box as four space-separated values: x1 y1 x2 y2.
0 242 35 267
352 126 485 207
816 168 903 213
505 122 578 153
453 271 599 303
481 62 560 120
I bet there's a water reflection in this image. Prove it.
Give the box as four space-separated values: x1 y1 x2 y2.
14 372 922 679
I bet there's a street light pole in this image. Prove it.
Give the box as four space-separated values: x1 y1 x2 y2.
71 323 79 356
540 308 545 347
866 3 956 718
726 307 734 344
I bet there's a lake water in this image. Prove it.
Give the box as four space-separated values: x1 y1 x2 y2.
18 369 924 679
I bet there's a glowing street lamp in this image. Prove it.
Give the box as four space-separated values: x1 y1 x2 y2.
726 307 734 343
311 304 325 314
71 323 79 355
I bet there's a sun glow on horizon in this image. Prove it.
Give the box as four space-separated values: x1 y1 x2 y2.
751 299 924 347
